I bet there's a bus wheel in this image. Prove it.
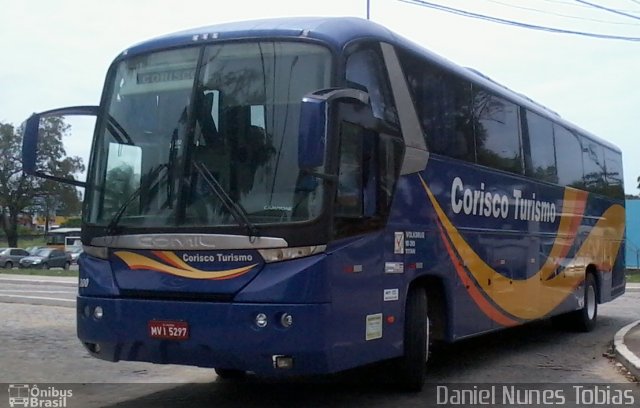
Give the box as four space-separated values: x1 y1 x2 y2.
395 286 428 392
215 368 246 380
553 274 598 332
572 274 598 332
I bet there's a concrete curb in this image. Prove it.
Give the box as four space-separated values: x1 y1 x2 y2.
614 320 640 380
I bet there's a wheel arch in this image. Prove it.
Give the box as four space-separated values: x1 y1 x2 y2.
585 263 600 304
408 275 449 342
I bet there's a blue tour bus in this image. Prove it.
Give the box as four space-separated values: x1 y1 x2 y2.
22 17 625 390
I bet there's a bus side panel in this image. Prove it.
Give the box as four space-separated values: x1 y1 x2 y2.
386 176 497 341
396 156 625 340
325 232 404 372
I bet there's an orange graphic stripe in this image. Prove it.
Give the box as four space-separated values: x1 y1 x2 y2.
419 175 625 320
436 220 519 327
114 251 257 280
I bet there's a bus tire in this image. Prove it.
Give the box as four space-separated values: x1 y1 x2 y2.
571 273 598 332
214 368 246 380
396 286 428 392
553 273 598 332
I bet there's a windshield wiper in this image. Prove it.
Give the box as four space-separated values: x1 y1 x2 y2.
105 165 167 235
193 161 259 239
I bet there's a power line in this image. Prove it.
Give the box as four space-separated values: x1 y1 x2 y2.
574 0 640 21
484 0 640 26
534 0 640 13
399 0 640 41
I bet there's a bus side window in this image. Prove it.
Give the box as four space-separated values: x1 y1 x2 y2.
604 148 624 199
345 45 398 127
335 122 364 217
524 110 558 183
473 90 523 175
582 138 606 195
396 49 475 163
378 134 404 213
554 125 584 189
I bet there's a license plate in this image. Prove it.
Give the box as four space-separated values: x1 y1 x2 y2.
148 320 189 340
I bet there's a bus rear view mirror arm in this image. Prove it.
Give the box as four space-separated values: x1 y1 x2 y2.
22 105 98 187
298 87 370 170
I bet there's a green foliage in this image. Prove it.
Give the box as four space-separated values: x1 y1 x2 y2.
60 217 81 227
626 272 640 283
0 118 84 247
0 268 78 277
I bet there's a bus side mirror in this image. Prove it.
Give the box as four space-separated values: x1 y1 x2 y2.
298 88 370 170
22 105 98 187
298 96 326 170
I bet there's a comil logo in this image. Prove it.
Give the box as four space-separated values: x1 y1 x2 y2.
8 384 73 408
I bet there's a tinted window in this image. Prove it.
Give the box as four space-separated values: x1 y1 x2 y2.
582 138 606 195
335 122 364 217
378 134 404 212
554 125 584 188
525 110 557 183
398 51 475 162
35 249 52 257
346 46 398 126
473 90 522 174
604 148 624 199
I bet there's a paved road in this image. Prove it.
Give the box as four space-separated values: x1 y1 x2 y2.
0 282 638 407
0 278 76 306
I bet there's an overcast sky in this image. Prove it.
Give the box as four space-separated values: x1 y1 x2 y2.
1 0 639 193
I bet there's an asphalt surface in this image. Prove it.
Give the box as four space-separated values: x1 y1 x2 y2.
0 274 638 408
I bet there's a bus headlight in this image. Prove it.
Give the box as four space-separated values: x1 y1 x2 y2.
255 313 268 328
280 313 293 328
258 245 326 263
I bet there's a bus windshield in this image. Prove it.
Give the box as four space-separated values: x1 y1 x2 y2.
86 41 332 229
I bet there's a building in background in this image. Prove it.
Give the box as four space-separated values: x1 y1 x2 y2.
627 199 640 269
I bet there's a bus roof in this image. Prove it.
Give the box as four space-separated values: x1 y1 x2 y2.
121 17 619 153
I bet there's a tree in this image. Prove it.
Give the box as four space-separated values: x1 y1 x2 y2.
0 119 84 247
61 217 81 228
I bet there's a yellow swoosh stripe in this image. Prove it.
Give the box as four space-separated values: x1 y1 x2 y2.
153 251 204 273
420 175 625 320
114 251 257 280
435 220 520 327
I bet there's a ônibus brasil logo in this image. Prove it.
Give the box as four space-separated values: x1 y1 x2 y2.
8 384 73 408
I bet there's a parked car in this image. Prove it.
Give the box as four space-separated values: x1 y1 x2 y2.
19 248 71 270
0 247 30 269
25 246 47 255
66 246 83 264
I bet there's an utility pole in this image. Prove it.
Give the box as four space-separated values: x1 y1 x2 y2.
367 0 370 20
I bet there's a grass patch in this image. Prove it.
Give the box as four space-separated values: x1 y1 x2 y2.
626 272 640 283
0 236 47 248
0 268 78 277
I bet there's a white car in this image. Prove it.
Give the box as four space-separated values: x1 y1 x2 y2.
66 246 83 264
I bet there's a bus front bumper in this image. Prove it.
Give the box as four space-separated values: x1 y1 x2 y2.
77 296 332 376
